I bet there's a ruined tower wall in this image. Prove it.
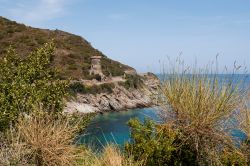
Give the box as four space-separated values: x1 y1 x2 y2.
89 56 103 76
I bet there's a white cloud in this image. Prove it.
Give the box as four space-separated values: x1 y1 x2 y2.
8 0 72 25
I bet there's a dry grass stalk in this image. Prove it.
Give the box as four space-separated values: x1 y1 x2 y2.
100 145 144 166
0 111 96 166
0 129 31 165
77 144 144 166
102 145 123 166
16 112 79 166
240 92 250 138
1 112 141 166
238 92 250 163
159 67 247 164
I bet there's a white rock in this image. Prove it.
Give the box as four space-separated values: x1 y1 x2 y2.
64 102 98 113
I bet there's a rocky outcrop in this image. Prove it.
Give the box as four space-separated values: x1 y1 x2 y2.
64 73 160 114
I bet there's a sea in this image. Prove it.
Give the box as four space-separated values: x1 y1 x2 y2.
77 74 250 150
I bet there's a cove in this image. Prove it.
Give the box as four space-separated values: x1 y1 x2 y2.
77 75 250 150
77 107 161 149
77 108 247 150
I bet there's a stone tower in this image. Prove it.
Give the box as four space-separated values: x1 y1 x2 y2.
89 56 103 76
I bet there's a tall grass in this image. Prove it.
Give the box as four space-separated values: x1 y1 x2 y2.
240 92 250 138
18 112 80 166
0 112 80 166
239 92 250 163
158 63 248 165
0 128 31 165
0 112 141 166
91 144 144 166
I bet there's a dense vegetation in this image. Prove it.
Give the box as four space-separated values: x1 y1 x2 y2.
0 43 68 131
0 16 133 80
0 43 89 165
69 82 115 95
121 74 144 89
69 74 144 96
0 44 141 165
125 119 196 165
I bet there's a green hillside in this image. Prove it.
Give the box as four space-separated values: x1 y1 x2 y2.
0 16 133 80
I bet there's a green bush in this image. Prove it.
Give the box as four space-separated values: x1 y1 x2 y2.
220 149 248 166
69 82 115 95
68 64 78 70
120 74 143 89
35 37 47 45
6 28 14 34
125 118 196 166
0 32 6 40
0 43 69 131
68 53 81 59
101 58 125 76
85 83 114 94
69 82 86 94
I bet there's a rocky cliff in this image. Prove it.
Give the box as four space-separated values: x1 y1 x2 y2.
64 73 160 113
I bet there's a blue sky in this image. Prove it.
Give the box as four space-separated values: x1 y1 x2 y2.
0 0 249 73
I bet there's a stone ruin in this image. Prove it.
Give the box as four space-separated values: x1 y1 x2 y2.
89 56 104 79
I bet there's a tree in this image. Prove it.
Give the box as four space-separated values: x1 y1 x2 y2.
0 42 69 131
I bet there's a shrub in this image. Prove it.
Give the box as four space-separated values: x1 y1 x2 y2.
125 118 196 166
99 83 114 94
0 32 6 40
120 74 143 89
67 59 76 65
101 57 125 77
69 82 115 95
220 149 248 166
6 28 15 34
125 61 249 165
0 43 69 131
69 82 86 94
36 37 47 45
81 63 91 77
158 65 247 165
68 64 78 70
68 53 81 59
85 83 115 94
0 112 81 166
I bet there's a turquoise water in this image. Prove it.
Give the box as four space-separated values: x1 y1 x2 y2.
77 74 250 149
77 107 161 149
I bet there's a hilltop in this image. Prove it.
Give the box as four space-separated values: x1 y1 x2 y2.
0 16 160 113
0 16 133 80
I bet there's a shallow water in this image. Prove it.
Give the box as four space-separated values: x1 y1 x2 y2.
77 107 161 149
77 74 250 149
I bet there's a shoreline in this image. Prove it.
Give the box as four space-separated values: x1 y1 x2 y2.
64 87 156 114
64 73 160 114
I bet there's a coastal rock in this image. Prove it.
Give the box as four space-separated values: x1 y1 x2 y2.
64 73 160 114
99 95 111 111
64 102 98 113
